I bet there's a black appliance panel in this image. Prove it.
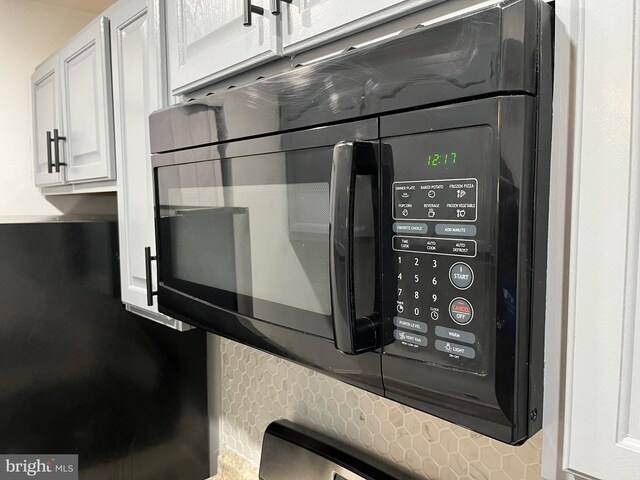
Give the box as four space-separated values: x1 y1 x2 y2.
0 220 208 479
385 125 494 375
381 96 539 444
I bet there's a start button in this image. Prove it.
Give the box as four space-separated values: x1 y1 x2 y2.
449 262 474 289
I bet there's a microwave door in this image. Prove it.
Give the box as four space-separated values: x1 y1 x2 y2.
154 133 380 349
156 150 334 337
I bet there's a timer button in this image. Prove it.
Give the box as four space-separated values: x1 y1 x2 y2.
449 298 474 325
449 262 474 290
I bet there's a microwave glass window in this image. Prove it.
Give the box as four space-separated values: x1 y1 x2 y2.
156 147 345 335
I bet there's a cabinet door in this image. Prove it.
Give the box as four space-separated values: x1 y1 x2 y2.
59 17 116 183
111 0 187 330
32 56 64 187
166 0 279 95
282 0 444 54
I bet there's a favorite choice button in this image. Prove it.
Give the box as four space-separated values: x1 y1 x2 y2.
392 223 428 235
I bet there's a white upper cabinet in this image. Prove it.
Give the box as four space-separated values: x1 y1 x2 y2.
111 0 188 331
166 0 280 94
59 17 116 183
32 55 64 187
281 0 445 54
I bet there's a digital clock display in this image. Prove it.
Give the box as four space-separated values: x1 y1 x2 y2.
427 152 457 167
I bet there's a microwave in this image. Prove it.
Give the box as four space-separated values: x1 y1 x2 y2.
149 0 552 445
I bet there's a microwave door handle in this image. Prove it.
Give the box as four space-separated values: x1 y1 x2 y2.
330 141 378 355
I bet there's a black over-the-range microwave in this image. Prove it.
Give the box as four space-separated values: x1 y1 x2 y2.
148 0 552 445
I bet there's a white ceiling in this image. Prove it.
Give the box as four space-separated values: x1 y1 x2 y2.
31 0 116 14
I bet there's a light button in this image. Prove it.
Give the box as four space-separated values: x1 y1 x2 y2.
435 339 476 359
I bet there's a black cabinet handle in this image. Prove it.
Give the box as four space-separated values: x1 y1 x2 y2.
243 0 265 26
53 128 67 173
329 141 379 355
145 247 158 307
46 131 54 174
270 0 291 15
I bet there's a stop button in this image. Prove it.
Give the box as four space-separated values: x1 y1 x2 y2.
449 298 474 325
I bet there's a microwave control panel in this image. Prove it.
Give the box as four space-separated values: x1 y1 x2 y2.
383 126 495 375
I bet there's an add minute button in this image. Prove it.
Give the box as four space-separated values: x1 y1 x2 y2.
435 224 477 237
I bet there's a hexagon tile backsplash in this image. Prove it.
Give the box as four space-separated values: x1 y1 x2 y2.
218 338 542 480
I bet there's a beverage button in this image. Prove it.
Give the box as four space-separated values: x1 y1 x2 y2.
449 298 474 325
435 339 476 359
434 326 476 344
449 262 474 289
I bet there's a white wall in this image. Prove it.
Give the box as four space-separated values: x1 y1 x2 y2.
0 0 116 216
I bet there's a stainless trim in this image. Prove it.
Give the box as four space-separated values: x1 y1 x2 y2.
260 435 368 480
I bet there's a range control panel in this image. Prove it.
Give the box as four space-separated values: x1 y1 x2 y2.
383 126 494 375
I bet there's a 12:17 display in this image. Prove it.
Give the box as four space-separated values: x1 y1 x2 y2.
427 152 457 167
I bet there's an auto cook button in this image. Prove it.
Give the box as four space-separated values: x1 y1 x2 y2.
435 339 476 359
449 298 474 325
449 262 474 289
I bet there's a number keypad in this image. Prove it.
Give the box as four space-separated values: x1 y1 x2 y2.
391 250 484 373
